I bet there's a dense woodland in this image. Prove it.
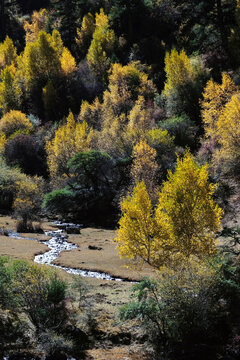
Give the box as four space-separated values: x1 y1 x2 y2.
2 0 240 359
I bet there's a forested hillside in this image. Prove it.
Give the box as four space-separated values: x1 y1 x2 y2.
1 1 240 359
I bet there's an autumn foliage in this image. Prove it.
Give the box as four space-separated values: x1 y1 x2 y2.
2 1 240 358
116 151 223 269
46 111 93 177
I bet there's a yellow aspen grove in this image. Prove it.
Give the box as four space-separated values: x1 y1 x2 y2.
164 48 194 96
46 112 94 177
201 73 238 139
116 151 223 269
156 151 223 259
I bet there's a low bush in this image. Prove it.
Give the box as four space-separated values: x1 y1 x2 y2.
43 188 76 217
8 260 68 329
4 134 48 177
160 114 198 148
0 256 91 357
0 157 26 211
120 256 240 358
16 219 34 233
13 176 45 231
0 110 33 138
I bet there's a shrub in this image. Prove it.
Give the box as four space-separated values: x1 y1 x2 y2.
16 219 34 233
4 134 48 177
13 176 45 231
0 257 68 329
0 256 91 356
0 110 33 138
0 257 14 309
120 256 240 356
8 259 68 329
160 114 198 148
43 188 76 217
0 156 26 211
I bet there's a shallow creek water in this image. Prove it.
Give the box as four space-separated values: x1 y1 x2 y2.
8 226 127 282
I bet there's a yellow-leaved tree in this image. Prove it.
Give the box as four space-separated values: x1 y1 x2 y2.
24 9 48 43
156 151 223 259
78 98 102 129
104 62 156 117
0 65 22 113
76 13 95 58
0 131 6 154
87 8 116 79
0 36 17 70
163 48 194 96
13 176 45 231
19 31 62 90
115 181 170 268
131 140 158 201
97 62 156 156
60 47 77 77
127 96 152 133
201 73 238 139
214 94 240 171
46 112 94 177
19 29 76 88
116 151 223 269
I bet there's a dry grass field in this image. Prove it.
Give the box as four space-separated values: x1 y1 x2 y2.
54 228 154 281
0 235 49 261
85 347 150 360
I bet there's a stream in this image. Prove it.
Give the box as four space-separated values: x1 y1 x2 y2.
8 225 128 282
